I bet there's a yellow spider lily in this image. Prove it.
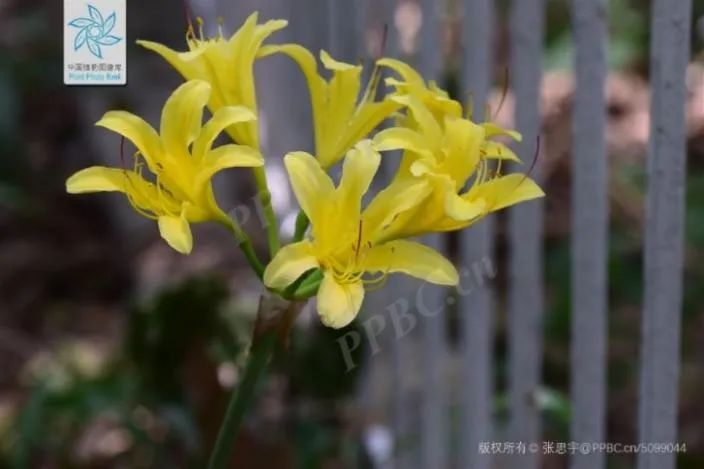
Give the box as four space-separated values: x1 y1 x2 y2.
263 141 457 328
66 80 264 254
372 97 544 240
379 58 524 171
260 44 400 168
137 12 287 149
378 57 463 121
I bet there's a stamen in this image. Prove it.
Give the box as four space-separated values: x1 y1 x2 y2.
521 135 541 184
217 16 225 38
491 67 510 122
378 23 389 59
361 63 383 104
196 17 205 40
483 103 492 123
465 92 474 120
182 0 194 33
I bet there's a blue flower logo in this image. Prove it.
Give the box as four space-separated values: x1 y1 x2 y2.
68 4 122 59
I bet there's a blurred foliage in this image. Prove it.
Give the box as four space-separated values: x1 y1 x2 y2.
2 276 235 468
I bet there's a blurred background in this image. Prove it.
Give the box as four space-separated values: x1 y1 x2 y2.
0 0 703 467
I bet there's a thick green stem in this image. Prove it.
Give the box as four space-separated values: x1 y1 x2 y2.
207 296 305 468
252 167 281 257
206 331 277 469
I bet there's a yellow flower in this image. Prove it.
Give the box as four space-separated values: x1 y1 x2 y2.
372 97 544 240
378 57 463 121
137 12 287 149
66 80 264 254
263 141 457 328
260 45 400 168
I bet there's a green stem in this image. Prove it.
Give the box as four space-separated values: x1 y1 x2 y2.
207 331 277 469
223 218 265 280
252 167 281 257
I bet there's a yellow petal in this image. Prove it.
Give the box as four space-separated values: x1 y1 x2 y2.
66 166 133 194
263 241 318 289
362 179 431 240
320 50 357 71
160 80 211 156
196 145 264 188
284 152 335 225
482 123 522 141
158 214 193 254
373 127 434 158
364 240 459 286
96 111 163 169
336 140 381 218
137 40 208 82
192 106 257 160
441 117 485 183
332 99 401 163
66 167 185 218
482 141 521 162
317 271 364 329
377 57 426 88
444 191 486 221
405 98 443 151
469 174 545 212
318 56 363 167
269 44 327 152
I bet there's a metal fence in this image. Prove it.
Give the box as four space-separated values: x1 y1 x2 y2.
200 0 693 468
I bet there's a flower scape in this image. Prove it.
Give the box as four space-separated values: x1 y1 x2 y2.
66 12 544 330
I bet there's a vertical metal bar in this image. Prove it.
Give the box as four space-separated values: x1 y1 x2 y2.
365 2 423 467
507 0 545 468
569 1 608 469
459 0 496 468
327 0 364 62
637 1 691 469
416 1 448 468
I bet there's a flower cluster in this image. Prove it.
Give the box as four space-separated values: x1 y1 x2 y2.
66 12 543 328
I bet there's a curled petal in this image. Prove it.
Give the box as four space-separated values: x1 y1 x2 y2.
158 213 193 254
468 174 545 212
96 111 163 169
137 40 207 77
482 123 522 141
377 57 426 88
317 272 364 329
320 50 357 71
444 191 485 221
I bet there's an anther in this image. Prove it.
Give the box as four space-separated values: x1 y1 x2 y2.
196 17 205 40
